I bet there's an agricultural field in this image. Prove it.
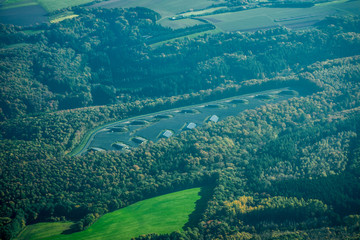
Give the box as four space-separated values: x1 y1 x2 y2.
0 0 37 10
0 0 47 26
330 0 360 15
17 188 202 240
199 0 360 32
1 0 359 31
180 6 226 17
37 0 95 12
76 88 302 156
90 0 225 21
0 0 92 26
157 18 207 30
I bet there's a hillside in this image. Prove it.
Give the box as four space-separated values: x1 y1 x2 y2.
0 2 360 240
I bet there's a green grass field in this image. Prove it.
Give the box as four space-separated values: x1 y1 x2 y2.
2 0 23 3
0 0 94 12
315 0 348 7
158 18 207 29
0 0 38 10
37 0 94 12
92 0 226 28
15 222 74 240
17 188 202 240
181 6 226 17
198 0 360 32
200 5 338 32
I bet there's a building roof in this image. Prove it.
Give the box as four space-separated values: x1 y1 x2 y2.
180 109 196 114
130 120 147 125
231 99 248 104
88 147 105 152
113 143 130 150
205 104 220 108
162 130 173 138
209 115 219 123
133 137 147 144
186 122 197 130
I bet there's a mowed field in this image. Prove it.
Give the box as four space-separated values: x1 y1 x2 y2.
158 18 207 30
0 0 47 26
0 0 95 26
91 0 225 19
37 0 95 12
15 188 202 240
200 0 360 32
0 0 94 11
2 0 359 30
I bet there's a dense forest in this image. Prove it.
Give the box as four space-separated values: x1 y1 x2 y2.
0 5 360 240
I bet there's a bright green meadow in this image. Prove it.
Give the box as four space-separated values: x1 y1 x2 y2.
15 222 74 240
16 188 202 240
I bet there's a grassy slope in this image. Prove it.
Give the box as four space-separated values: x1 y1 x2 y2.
15 222 74 240
18 188 201 240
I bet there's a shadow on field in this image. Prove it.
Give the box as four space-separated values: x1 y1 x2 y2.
62 223 80 235
183 185 215 229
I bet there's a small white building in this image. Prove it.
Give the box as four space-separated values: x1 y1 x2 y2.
209 115 219 123
88 147 105 152
162 130 173 138
186 122 197 130
132 137 147 144
113 143 130 150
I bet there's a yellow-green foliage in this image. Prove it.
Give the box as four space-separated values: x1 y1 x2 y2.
50 14 78 23
225 196 328 216
224 196 262 215
226 231 253 240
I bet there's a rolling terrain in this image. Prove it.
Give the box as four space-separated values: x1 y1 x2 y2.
0 0 360 240
16 188 202 240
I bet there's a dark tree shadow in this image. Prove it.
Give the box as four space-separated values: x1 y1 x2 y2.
61 222 81 235
183 185 215 229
